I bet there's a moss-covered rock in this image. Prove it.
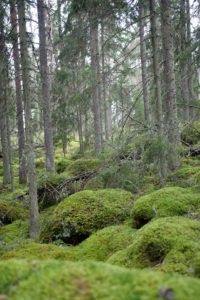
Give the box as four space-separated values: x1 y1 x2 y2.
0 200 28 225
69 158 103 176
1 260 200 299
181 121 200 145
108 217 200 277
1 242 68 260
0 220 30 256
131 187 200 228
40 189 134 244
56 158 72 173
65 225 136 262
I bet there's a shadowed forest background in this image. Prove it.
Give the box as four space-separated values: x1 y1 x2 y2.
0 0 200 299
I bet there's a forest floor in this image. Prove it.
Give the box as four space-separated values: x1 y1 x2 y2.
1 140 200 299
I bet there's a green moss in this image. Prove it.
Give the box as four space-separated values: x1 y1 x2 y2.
40 189 134 244
1 242 68 260
1 260 200 299
56 158 72 173
69 158 103 176
83 175 104 190
181 121 200 145
168 165 200 187
131 187 200 228
108 217 200 277
65 225 136 262
0 200 28 225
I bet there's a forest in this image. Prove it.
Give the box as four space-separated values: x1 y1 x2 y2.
0 0 200 299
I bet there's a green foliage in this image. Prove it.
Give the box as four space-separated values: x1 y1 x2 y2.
181 121 200 145
1 243 68 260
69 158 103 176
1 260 200 299
65 225 136 262
0 200 28 225
108 217 200 277
131 187 200 228
37 173 70 209
56 158 73 173
40 189 134 244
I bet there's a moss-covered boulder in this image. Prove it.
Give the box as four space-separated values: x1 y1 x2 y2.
0 200 28 225
65 225 136 262
1 260 200 299
69 158 103 176
108 217 200 277
40 189 134 244
181 121 200 145
1 242 68 260
131 187 200 228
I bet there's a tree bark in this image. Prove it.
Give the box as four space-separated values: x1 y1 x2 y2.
9 0 26 183
160 0 179 169
0 4 12 185
139 1 151 122
18 0 39 238
37 0 55 173
89 12 103 154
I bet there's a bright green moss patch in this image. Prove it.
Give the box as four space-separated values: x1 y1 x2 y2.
131 187 200 228
181 121 200 145
1 242 68 260
65 225 136 262
1 260 200 299
0 200 28 225
69 158 103 176
40 189 134 244
108 217 200 277
56 158 73 173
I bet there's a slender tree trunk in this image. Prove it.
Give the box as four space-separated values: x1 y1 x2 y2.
101 19 112 140
0 5 12 186
18 0 39 238
89 12 103 154
149 0 166 180
37 0 55 173
160 0 179 169
139 1 151 122
10 0 26 183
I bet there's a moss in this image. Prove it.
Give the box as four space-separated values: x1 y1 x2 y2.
69 158 103 176
108 217 200 277
168 165 200 188
37 173 70 209
1 260 200 299
0 200 28 225
65 225 136 262
131 187 200 228
1 242 68 260
56 158 72 173
40 189 134 244
84 175 104 190
181 121 200 145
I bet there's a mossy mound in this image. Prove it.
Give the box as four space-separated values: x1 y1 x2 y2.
0 200 28 225
1 242 68 260
65 225 136 262
1 260 200 299
56 158 72 173
181 121 200 145
37 173 69 209
69 158 103 176
168 165 200 188
0 220 30 256
108 217 200 277
131 187 200 228
40 189 134 244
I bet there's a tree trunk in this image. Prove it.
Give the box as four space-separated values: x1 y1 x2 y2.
37 0 55 173
149 0 166 180
18 0 39 238
89 12 103 154
139 1 151 122
9 0 26 183
160 0 179 170
0 5 12 186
